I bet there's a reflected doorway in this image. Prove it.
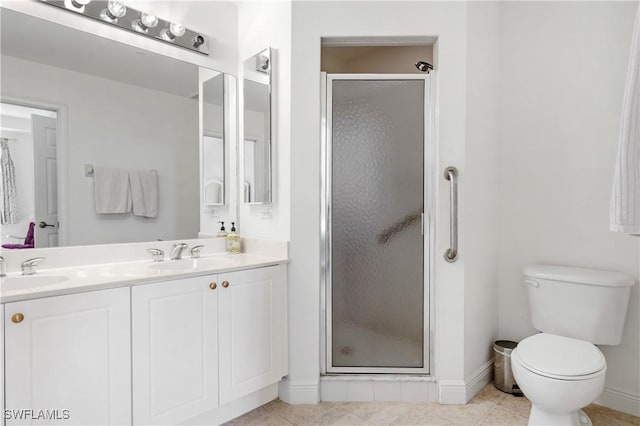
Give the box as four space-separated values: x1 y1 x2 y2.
1 102 59 249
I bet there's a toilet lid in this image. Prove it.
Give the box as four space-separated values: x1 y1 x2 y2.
516 333 606 379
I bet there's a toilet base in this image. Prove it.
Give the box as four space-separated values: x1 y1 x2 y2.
529 407 592 426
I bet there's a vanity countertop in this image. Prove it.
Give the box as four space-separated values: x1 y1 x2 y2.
0 252 287 304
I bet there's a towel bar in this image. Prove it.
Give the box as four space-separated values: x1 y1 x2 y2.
444 166 459 262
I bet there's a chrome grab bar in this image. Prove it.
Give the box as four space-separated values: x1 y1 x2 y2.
444 166 459 262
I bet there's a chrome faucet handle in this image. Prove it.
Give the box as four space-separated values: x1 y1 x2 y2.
21 257 45 276
190 245 204 259
147 248 164 262
0 256 6 278
170 243 189 260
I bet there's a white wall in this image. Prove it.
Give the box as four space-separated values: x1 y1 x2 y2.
463 1 501 385
237 1 292 241
1 56 199 245
288 0 471 404
498 1 640 414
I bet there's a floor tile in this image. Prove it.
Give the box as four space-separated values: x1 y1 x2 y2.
225 393 640 426
496 394 531 417
584 404 640 426
473 383 507 404
341 402 413 425
391 404 456 425
477 406 528 425
430 399 493 425
268 404 331 425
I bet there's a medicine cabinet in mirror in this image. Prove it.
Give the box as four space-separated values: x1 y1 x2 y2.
0 7 232 249
243 47 272 204
201 71 225 206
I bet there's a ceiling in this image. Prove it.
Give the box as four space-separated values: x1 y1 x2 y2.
1 8 199 98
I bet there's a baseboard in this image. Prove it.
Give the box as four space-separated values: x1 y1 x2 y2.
596 386 640 417
439 359 494 404
438 380 467 404
278 377 320 404
464 359 494 402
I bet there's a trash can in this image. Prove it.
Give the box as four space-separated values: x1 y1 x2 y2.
493 340 522 395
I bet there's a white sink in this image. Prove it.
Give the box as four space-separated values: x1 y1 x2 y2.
149 257 231 271
2 275 69 292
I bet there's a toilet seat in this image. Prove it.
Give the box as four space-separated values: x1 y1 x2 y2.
515 333 606 381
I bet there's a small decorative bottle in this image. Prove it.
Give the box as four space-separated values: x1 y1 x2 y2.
217 221 227 238
226 222 241 254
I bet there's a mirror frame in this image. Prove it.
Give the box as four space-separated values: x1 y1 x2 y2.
200 69 226 207
242 47 273 205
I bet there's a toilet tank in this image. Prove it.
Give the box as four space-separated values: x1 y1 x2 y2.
523 264 634 345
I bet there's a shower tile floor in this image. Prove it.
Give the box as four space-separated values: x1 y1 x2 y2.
225 383 640 425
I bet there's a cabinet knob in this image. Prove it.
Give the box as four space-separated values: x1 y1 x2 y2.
209 282 217 290
222 281 230 288
11 313 24 323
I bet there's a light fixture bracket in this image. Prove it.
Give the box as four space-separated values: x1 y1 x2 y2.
42 0 210 55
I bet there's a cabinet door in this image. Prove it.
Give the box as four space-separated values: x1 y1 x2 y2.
132 276 219 425
218 266 284 404
4 287 131 426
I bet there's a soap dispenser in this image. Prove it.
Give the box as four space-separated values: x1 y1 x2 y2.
226 222 241 254
217 221 227 238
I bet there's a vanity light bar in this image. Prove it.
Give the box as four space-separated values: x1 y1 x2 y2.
41 0 210 55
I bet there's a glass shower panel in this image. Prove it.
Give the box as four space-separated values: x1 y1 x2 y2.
331 79 424 369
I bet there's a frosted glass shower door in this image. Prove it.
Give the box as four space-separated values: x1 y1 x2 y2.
326 75 428 373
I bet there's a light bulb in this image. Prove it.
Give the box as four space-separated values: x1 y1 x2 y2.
192 35 205 48
100 1 126 23
64 0 90 13
169 22 185 37
141 12 158 28
108 1 126 18
160 22 186 41
132 12 158 33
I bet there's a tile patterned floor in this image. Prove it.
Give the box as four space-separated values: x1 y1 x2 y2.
225 383 640 425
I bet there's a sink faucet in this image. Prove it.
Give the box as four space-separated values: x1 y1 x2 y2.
147 248 165 262
0 256 6 278
22 257 45 276
170 243 188 260
190 245 204 259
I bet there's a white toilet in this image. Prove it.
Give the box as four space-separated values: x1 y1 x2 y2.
511 264 634 426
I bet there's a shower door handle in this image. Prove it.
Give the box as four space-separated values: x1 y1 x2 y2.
444 167 458 262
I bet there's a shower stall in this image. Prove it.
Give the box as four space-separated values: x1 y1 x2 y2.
321 73 433 374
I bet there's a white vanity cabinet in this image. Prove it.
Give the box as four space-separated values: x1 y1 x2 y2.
131 275 220 425
131 265 286 425
3 287 131 426
218 266 286 404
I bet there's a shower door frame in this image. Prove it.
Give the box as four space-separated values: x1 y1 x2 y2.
320 73 436 375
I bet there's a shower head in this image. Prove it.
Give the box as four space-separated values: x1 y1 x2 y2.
415 61 434 73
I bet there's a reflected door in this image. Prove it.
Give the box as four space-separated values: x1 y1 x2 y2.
326 75 428 373
32 114 58 248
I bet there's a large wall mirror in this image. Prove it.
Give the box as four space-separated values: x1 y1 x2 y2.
243 47 272 204
0 8 227 249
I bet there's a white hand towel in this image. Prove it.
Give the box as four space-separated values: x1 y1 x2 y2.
129 169 158 218
93 167 132 214
610 9 640 235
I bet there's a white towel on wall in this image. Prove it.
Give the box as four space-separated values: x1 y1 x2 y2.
93 167 132 214
129 169 158 218
610 9 640 235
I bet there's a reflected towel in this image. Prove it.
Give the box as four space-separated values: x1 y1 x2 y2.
129 169 158 218
93 167 132 214
610 9 640 234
